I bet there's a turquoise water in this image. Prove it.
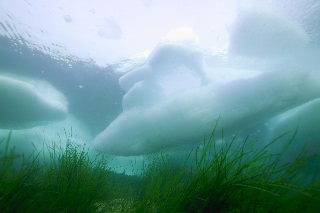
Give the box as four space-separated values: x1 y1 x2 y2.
0 0 319 175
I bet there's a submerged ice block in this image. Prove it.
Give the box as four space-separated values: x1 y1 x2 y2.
0 74 68 129
93 69 320 156
228 8 310 58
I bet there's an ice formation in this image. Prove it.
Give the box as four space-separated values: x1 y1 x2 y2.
228 6 310 58
93 5 320 156
267 98 320 164
0 73 68 129
94 68 320 156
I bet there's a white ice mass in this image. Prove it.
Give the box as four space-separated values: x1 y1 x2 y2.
228 6 310 58
268 98 320 164
93 6 320 156
0 73 68 129
93 68 320 156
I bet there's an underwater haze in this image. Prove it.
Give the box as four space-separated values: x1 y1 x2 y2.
0 0 320 174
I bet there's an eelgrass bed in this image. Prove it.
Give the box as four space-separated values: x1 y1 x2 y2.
0 130 111 213
0 125 319 213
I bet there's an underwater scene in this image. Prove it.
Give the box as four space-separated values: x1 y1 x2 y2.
0 0 320 212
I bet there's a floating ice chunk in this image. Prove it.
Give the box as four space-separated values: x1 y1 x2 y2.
119 42 209 92
268 98 320 164
148 43 207 83
122 80 165 111
0 74 68 129
119 65 151 92
93 69 320 156
229 7 310 58
119 41 210 111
